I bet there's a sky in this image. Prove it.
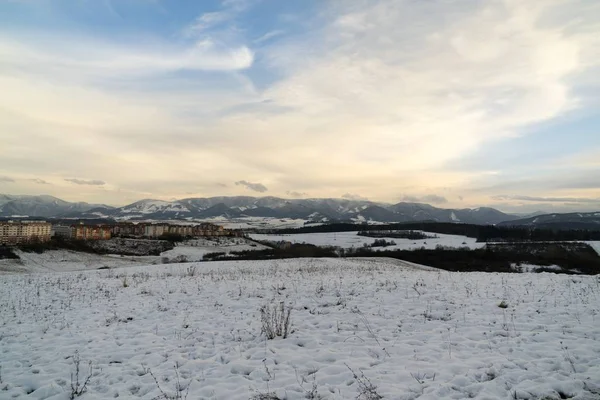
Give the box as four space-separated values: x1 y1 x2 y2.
0 0 599 213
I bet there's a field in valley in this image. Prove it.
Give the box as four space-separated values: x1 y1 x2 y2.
250 231 484 251
1 258 599 399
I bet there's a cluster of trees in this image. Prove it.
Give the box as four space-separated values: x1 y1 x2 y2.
272 222 600 242
200 238 600 275
358 230 437 240
202 243 339 261
17 237 109 254
0 246 19 259
349 242 600 275
368 239 397 248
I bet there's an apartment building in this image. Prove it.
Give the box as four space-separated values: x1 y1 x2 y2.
54 224 112 240
0 221 52 245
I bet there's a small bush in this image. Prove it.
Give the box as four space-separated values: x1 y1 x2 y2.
69 351 93 399
346 364 383 400
260 302 293 339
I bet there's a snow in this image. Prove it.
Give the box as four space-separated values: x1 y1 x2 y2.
587 241 600 256
0 250 158 274
251 231 484 251
1 258 599 399
511 263 562 273
201 216 315 230
450 212 460 222
0 239 269 273
160 238 269 262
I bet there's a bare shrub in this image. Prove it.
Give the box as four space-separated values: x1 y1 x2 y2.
149 363 190 400
249 392 282 400
260 302 293 339
69 351 93 399
345 364 383 400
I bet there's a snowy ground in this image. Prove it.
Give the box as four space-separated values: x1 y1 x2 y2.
0 238 268 273
160 238 270 262
0 250 159 274
1 258 599 399
250 231 484 251
587 241 600 256
198 217 318 230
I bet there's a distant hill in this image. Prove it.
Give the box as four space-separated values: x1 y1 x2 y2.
497 212 600 231
0 194 526 225
0 195 111 218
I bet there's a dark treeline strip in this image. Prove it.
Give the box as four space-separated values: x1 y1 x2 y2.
0 246 19 259
269 222 600 241
349 243 600 275
357 230 437 240
202 241 600 275
203 244 339 261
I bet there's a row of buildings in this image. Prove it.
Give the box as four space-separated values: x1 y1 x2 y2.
0 221 239 245
0 221 52 245
111 222 230 238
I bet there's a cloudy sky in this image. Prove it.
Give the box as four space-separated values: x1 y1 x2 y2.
1 0 599 212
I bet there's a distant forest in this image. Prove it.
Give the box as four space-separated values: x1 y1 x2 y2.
270 222 600 242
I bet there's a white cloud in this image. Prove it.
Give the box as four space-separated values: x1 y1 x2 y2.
254 30 285 44
65 178 106 186
0 0 598 207
235 180 268 193
0 36 253 78
342 193 369 201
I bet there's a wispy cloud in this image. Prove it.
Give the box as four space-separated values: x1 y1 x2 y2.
342 193 369 201
492 195 600 204
0 0 598 208
30 178 50 185
286 190 307 198
65 178 106 186
254 30 284 44
0 176 15 183
235 180 268 192
0 36 253 78
402 194 448 204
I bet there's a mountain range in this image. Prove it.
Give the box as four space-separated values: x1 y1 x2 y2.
1 194 599 228
0 194 517 225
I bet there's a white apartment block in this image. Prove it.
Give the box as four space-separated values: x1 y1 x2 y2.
0 221 52 245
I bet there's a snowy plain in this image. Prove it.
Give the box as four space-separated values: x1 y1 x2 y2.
1 258 599 399
250 231 485 251
0 238 268 274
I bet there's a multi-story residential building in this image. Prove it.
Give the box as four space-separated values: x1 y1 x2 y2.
0 221 52 245
168 225 194 236
111 222 146 237
110 222 237 239
54 224 112 240
144 224 169 238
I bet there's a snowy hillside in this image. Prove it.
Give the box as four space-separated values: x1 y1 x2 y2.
0 195 110 217
251 231 485 250
1 259 599 399
1 193 521 224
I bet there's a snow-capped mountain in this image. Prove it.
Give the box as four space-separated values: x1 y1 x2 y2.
8 194 571 225
498 212 600 230
7 195 523 225
0 195 112 218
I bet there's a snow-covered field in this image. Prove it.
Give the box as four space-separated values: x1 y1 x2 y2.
0 250 159 274
588 241 600 256
1 258 599 399
250 231 485 251
0 238 268 274
200 217 319 230
160 238 269 262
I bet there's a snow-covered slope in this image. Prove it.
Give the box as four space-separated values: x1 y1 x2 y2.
1 259 598 399
51 195 520 224
0 195 111 217
498 212 600 230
